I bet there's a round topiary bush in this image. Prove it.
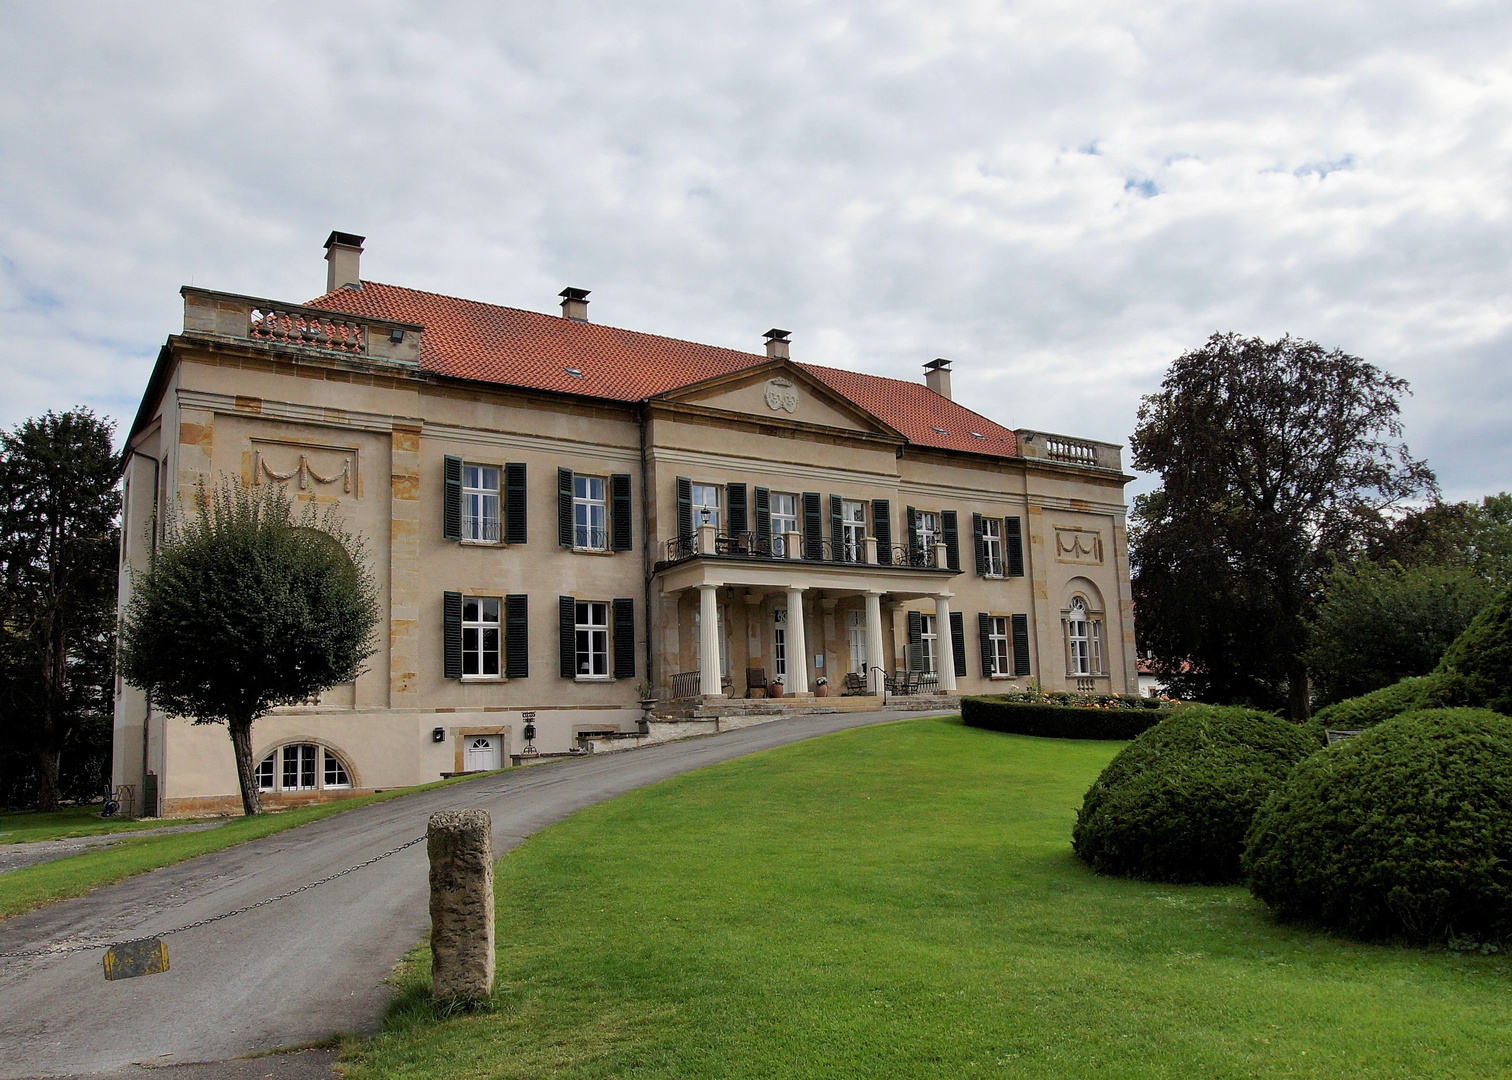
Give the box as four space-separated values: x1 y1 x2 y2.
1244 708 1512 943
1303 670 1474 746
1072 706 1315 884
1435 584 1512 716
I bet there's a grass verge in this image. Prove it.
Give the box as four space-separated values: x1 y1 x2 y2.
0 772 494 921
0 804 220 844
343 716 1512 1079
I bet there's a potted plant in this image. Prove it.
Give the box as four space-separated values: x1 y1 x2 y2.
814 676 829 698
770 677 785 698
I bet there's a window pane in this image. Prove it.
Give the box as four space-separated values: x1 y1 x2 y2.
282 747 299 789
480 598 499 622
482 629 500 675
256 755 276 792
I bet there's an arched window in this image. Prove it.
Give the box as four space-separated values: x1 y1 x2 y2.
255 744 352 792
1062 594 1105 677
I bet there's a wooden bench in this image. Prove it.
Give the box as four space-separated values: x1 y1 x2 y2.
842 671 867 695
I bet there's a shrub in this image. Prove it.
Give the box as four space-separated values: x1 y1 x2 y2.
1303 671 1475 745
1435 583 1512 715
1072 706 1314 884
961 696 1170 741
1244 708 1512 943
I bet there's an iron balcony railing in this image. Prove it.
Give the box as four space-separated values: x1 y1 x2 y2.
662 532 944 568
461 517 502 543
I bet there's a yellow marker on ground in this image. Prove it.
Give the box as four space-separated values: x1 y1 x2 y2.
102 939 169 981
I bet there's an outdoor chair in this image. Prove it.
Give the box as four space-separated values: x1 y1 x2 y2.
842 671 867 696
746 667 768 698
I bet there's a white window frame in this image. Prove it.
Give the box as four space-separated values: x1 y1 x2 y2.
771 492 798 556
773 608 787 677
917 511 939 553
982 517 1004 577
462 596 502 679
462 464 501 543
841 500 866 562
323 749 351 789
920 613 938 674
1065 596 1105 676
988 615 1011 676
574 474 608 551
691 484 721 532
256 743 354 793
576 600 610 679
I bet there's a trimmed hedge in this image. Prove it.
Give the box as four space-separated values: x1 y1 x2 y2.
1436 584 1512 715
1072 706 1315 884
961 696 1170 741
1245 708 1512 943
1304 671 1475 745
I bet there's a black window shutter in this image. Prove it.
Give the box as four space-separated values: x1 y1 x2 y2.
676 476 693 540
907 609 923 671
728 483 748 536
978 612 995 675
505 594 529 678
443 591 463 678
559 596 576 678
754 486 771 550
972 512 986 576
906 506 920 562
1005 516 1025 577
1011 613 1031 676
504 463 527 545
830 494 844 559
802 492 823 560
941 510 960 571
613 598 635 679
873 499 892 564
610 473 633 551
443 456 463 540
557 468 574 547
950 610 967 677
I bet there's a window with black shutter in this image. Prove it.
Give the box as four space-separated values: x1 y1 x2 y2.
978 612 995 674
1011 613 1031 676
907 609 923 671
558 596 576 677
754 486 771 550
728 483 748 536
972 512 986 576
873 499 892 564
443 456 463 540
557 468 574 547
505 594 529 678
504 463 527 544
949 610 967 677
443 591 463 678
941 511 960 571
802 492 823 560
1005 516 1025 577
613 598 635 678
676 476 693 542
610 473 633 551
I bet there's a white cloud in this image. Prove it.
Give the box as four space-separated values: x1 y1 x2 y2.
0 0 1507 500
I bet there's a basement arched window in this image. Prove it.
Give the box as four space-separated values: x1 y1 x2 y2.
254 744 352 792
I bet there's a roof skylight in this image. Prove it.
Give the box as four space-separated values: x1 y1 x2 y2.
970 431 985 439
563 366 583 378
930 425 948 435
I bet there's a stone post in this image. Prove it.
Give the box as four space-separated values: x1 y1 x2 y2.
428 809 494 1003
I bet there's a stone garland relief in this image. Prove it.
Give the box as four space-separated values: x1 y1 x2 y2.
251 440 359 497
1054 527 1104 565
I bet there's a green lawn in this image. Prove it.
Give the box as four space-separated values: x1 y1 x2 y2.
0 772 499 921
344 716 1512 1080
0 804 221 844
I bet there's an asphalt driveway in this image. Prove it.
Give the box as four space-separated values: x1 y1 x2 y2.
0 710 906 1079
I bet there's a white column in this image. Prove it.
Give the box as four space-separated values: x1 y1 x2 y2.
934 594 957 692
865 591 885 694
698 584 722 697
785 587 809 694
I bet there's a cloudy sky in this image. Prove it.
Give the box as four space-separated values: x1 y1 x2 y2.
1 1 1507 501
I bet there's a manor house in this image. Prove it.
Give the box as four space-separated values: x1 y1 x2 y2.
114 232 1136 816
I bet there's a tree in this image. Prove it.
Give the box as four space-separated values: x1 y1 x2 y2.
1306 561 1494 708
1130 333 1436 720
0 410 119 811
1368 493 1512 590
120 478 380 815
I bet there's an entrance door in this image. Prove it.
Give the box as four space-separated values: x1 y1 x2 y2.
465 735 501 772
847 609 867 674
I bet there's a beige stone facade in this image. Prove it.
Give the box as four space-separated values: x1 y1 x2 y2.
114 245 1135 816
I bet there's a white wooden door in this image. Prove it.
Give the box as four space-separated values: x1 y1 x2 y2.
465 735 501 772
847 609 867 674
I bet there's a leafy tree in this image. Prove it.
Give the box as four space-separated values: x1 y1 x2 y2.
0 410 119 811
1305 561 1494 708
1130 333 1435 719
120 478 380 815
1369 493 1512 589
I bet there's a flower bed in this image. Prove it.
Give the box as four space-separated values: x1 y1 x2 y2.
961 689 1175 740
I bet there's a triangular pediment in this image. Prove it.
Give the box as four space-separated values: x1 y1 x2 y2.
656 360 898 437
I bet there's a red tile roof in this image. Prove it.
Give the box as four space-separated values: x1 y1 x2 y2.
308 281 1018 459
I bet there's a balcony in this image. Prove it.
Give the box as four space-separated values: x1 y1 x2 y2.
1013 429 1124 472
180 287 424 368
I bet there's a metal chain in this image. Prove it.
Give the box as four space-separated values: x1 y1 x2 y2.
0 833 428 961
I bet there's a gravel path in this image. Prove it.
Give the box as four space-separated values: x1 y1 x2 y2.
0 710 906 1079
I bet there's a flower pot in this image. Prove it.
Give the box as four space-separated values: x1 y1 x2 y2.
771 684 785 698
815 684 829 698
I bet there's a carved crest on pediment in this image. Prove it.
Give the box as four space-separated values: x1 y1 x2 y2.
763 378 799 413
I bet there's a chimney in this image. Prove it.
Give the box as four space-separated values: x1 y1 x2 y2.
323 231 365 293
764 328 791 360
924 357 953 399
559 287 590 322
